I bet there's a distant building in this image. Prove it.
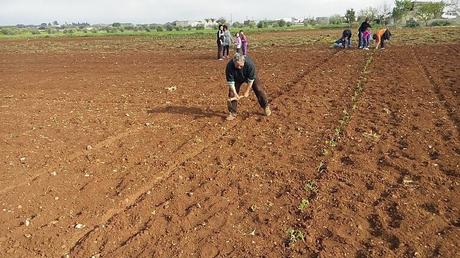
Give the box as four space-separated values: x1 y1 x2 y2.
174 21 190 27
316 17 330 25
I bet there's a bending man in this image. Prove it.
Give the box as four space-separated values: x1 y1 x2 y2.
225 53 271 121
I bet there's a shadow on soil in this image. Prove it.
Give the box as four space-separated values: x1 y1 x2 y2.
147 105 226 119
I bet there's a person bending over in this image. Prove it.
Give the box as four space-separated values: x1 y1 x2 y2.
225 53 271 121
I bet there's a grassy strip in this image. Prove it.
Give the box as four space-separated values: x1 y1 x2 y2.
0 24 352 40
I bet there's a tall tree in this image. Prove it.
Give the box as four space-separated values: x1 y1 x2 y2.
358 7 379 21
345 9 356 26
416 2 446 25
378 2 392 25
392 0 413 22
216 17 226 25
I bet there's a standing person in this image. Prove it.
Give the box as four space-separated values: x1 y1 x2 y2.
374 28 391 49
362 27 371 50
235 32 242 54
358 17 371 48
240 30 249 55
216 25 224 60
222 25 232 58
225 53 271 121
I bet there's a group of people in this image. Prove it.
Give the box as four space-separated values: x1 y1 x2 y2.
216 25 249 60
334 17 392 50
219 18 392 122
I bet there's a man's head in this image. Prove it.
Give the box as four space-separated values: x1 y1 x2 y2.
233 53 245 70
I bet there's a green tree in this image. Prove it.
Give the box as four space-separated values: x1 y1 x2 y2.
278 19 287 27
257 20 268 28
392 0 413 22
303 17 316 26
416 2 446 26
232 22 243 28
345 9 356 26
244 20 256 28
216 17 226 25
358 7 378 21
112 22 121 27
329 14 345 25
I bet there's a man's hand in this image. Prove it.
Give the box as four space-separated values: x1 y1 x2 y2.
228 95 241 102
244 81 254 98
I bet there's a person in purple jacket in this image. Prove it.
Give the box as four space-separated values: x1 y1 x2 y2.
240 30 249 55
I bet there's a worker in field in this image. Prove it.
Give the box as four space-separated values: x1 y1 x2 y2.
333 29 352 48
358 17 371 48
225 53 271 121
373 28 392 49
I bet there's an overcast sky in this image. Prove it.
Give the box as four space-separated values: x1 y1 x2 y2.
1 0 397 25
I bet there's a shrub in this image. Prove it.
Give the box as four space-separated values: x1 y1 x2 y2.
405 18 420 27
165 24 173 31
0 28 15 35
278 19 287 27
257 21 268 28
244 20 256 28
430 19 450 26
232 22 243 28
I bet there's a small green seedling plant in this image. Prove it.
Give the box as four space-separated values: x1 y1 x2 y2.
363 130 380 141
304 180 318 193
287 229 305 245
298 198 310 211
317 161 327 173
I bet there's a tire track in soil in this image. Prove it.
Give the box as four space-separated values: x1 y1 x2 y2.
71 50 372 258
300 47 460 257
412 47 460 139
66 50 345 257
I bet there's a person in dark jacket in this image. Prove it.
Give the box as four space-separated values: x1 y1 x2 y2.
225 53 271 121
333 29 352 48
216 25 224 60
342 29 352 48
358 18 371 48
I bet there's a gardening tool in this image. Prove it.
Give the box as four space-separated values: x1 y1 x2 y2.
227 95 245 102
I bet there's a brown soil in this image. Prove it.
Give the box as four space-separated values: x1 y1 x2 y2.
0 30 459 257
